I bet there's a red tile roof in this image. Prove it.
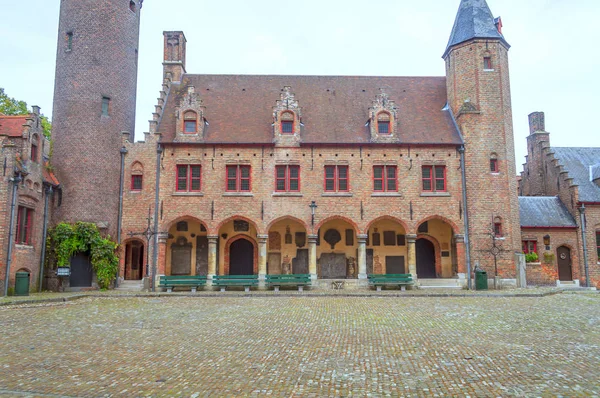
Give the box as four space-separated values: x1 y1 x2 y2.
0 115 28 137
42 163 60 186
158 75 462 146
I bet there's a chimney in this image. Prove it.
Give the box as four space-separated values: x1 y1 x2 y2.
528 112 545 134
494 17 503 34
32 105 41 116
163 31 187 82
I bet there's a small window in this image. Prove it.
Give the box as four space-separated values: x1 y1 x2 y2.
15 206 33 245
324 165 349 192
494 218 503 238
522 240 537 254
377 112 391 134
490 157 498 173
275 165 300 192
30 135 39 163
176 165 201 192
101 97 110 116
226 165 251 192
281 112 294 134
422 166 446 192
596 231 600 260
183 111 197 133
131 175 143 191
373 165 397 192
66 32 73 51
484 57 493 70
129 0 136 12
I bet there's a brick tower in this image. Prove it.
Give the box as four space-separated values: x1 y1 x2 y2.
51 0 142 238
443 0 521 277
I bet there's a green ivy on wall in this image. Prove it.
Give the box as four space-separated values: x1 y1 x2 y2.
47 222 119 289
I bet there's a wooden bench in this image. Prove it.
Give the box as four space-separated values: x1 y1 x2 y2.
212 275 259 292
368 274 414 291
266 274 311 292
158 275 208 293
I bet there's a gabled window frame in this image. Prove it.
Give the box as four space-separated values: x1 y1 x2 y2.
15 206 33 246
131 174 143 191
226 165 251 192
275 165 300 192
422 165 447 192
324 165 349 193
176 164 202 192
373 165 397 192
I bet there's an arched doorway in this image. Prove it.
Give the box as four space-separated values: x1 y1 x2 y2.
229 238 254 275
70 253 93 287
416 239 436 278
124 241 144 280
557 246 573 281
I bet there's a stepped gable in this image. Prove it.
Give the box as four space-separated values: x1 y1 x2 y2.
519 197 577 228
552 147 600 202
157 74 462 146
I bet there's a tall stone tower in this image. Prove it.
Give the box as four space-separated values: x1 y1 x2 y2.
443 0 521 276
51 0 142 239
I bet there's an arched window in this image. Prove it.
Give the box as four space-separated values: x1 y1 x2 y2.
490 153 498 173
493 217 503 238
281 112 294 134
377 112 391 134
131 161 144 191
129 1 136 12
183 111 197 133
30 135 39 163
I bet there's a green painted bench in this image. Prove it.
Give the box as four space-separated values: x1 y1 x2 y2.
368 274 414 291
266 274 311 292
212 275 259 292
159 275 208 293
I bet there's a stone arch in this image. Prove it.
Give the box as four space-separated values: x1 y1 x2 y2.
131 161 144 173
315 215 359 235
214 215 261 235
414 215 459 235
267 215 309 232
365 215 409 234
416 234 442 278
224 235 258 275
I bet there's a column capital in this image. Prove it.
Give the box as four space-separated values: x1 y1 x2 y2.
207 235 219 242
406 234 417 243
357 234 368 243
454 234 465 243
257 234 268 243
308 234 318 243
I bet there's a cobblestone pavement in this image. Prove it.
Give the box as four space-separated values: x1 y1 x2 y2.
0 295 599 397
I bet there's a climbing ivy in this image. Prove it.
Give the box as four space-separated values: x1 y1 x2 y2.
47 222 119 289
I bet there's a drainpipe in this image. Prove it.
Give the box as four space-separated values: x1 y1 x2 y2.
151 144 163 292
116 147 128 288
38 185 53 292
4 174 22 297
458 146 473 290
579 204 590 287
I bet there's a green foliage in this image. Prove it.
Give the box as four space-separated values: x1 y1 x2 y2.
525 252 539 263
47 222 119 289
0 87 52 139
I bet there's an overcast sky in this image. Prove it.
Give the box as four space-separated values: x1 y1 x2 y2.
1 0 598 173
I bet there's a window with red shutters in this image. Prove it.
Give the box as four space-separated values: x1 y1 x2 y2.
522 240 537 254
373 165 397 192
324 165 349 192
176 165 201 192
422 166 446 192
131 175 143 191
226 165 251 192
15 206 33 245
275 165 300 192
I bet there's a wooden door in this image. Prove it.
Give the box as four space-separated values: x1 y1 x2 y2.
70 253 93 287
557 246 573 281
416 239 436 278
230 238 254 275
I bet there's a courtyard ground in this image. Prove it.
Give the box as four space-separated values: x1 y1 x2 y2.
0 294 598 397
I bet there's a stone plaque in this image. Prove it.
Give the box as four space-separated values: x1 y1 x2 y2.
324 229 341 250
269 232 281 251
234 220 249 232
386 256 406 274
292 249 309 274
319 253 346 279
171 237 192 275
366 249 374 275
268 252 282 275
295 232 306 248
196 236 208 276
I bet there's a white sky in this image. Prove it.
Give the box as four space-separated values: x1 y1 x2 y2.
1 0 599 173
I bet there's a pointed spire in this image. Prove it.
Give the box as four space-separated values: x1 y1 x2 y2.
443 0 509 58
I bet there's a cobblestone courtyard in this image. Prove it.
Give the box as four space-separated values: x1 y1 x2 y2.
1 295 599 397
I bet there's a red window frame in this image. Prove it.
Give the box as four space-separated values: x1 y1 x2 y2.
522 240 537 254
275 165 300 192
324 165 349 192
131 175 143 191
494 222 502 237
373 165 397 192
176 165 202 192
226 165 251 192
484 57 493 70
15 206 33 245
490 158 498 173
422 166 447 192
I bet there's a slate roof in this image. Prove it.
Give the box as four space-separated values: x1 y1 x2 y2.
158 75 462 146
519 197 577 228
444 0 509 57
553 147 600 203
0 115 27 137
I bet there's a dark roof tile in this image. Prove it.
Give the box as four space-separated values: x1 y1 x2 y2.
519 196 577 228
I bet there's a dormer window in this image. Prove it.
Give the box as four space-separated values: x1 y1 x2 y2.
281 112 294 134
377 112 391 134
184 111 197 133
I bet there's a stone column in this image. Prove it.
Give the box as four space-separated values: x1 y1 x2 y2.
357 234 368 284
407 234 418 280
207 235 218 286
308 234 318 283
454 234 466 287
257 234 268 289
